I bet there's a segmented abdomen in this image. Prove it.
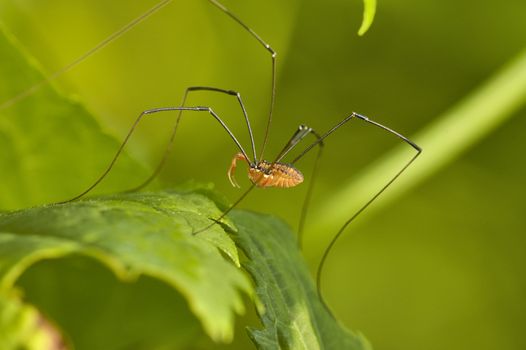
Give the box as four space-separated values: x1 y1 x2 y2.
248 161 303 188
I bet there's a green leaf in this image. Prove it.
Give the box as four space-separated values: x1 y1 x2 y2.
0 190 252 343
358 0 377 36
0 291 67 350
232 211 372 350
0 23 150 210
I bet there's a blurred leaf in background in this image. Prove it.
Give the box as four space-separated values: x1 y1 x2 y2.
0 23 150 209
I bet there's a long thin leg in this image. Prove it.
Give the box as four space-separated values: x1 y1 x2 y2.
55 106 250 204
193 182 258 235
316 151 420 305
292 113 421 164
207 0 277 162
273 125 318 163
273 125 325 249
293 129 324 250
129 86 257 193
124 89 190 193
290 112 422 306
189 87 257 163
297 143 323 249
0 0 173 111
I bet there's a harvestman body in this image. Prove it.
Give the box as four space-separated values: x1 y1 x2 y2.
228 153 304 189
0 0 422 306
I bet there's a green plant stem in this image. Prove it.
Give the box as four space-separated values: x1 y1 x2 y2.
306 47 526 258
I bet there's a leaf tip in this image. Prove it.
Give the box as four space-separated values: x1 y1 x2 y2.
357 0 377 36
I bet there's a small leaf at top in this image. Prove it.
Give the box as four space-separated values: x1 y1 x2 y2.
358 0 377 36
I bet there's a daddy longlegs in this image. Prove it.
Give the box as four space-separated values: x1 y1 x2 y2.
1 0 422 310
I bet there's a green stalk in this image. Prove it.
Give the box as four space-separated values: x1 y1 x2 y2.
306 47 526 255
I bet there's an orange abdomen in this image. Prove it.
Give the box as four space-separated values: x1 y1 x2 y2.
248 162 303 188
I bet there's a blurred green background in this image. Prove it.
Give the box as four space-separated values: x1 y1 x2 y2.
1 0 525 349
